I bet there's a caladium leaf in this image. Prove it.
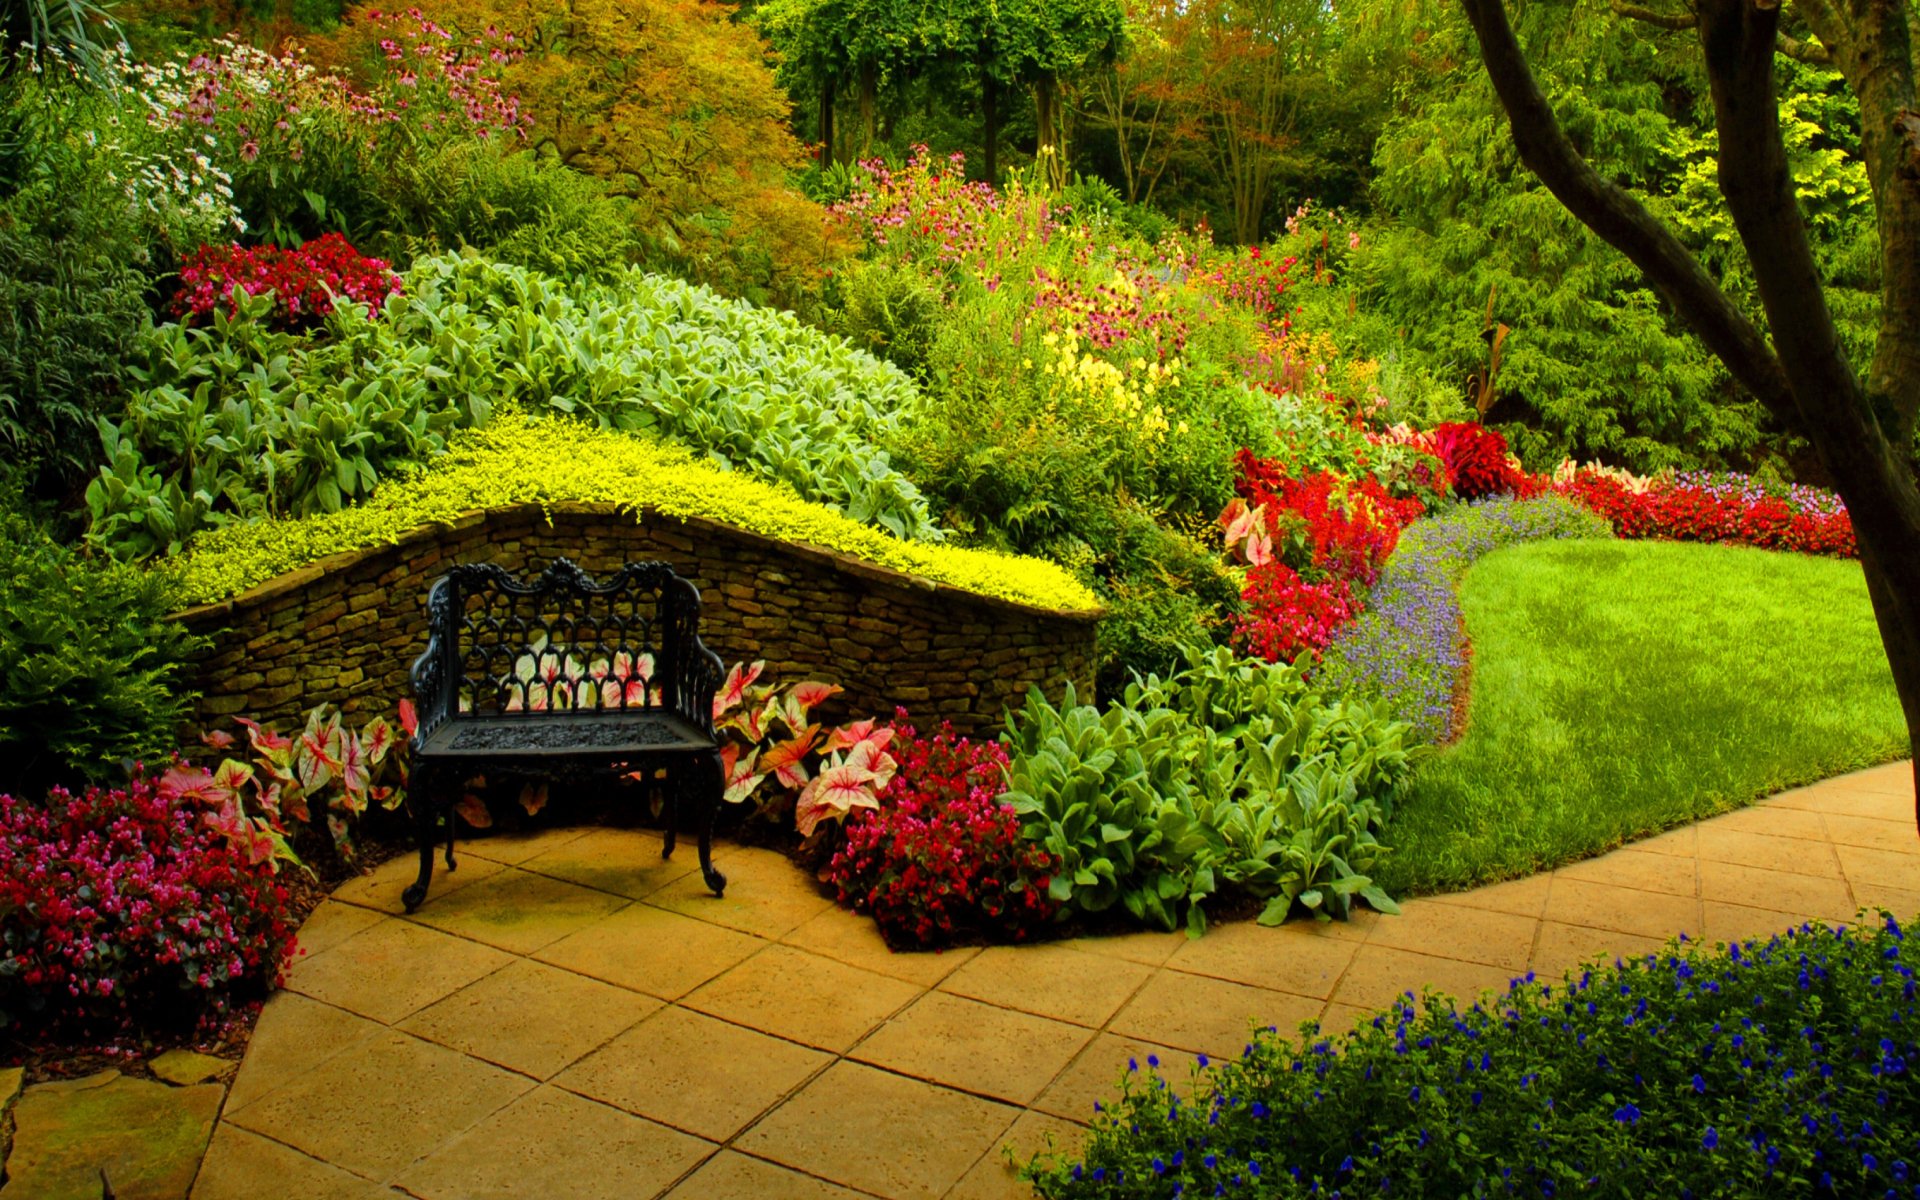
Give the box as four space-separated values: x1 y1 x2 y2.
720 744 765 804
396 699 418 738
361 716 396 766
455 792 493 829
157 764 222 807
713 660 766 721
237 716 295 763
200 728 237 751
759 726 820 790
335 733 370 814
518 781 549 816
822 718 878 753
793 754 881 837
782 681 842 728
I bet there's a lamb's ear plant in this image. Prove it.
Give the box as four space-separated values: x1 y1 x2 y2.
1000 644 1415 936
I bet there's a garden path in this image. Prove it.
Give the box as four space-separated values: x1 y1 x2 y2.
191 760 1916 1200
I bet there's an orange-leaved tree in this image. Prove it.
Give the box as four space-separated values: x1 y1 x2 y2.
320 0 842 302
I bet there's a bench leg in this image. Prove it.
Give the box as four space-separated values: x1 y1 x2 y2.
402 765 440 913
697 749 726 897
661 765 679 861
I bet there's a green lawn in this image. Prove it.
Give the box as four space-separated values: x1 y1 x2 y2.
1376 537 1908 896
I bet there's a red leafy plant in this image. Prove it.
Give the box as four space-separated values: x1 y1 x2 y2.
187 702 411 865
171 234 403 329
0 773 300 1036
1220 451 1422 663
711 661 898 837
1430 421 1539 500
824 716 1061 948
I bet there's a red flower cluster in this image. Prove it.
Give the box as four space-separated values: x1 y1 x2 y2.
1558 472 1856 558
172 234 402 330
1233 562 1359 664
823 716 1060 949
1226 450 1423 664
1431 422 1537 499
0 773 299 1036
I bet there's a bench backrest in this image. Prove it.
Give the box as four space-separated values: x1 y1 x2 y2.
410 558 722 745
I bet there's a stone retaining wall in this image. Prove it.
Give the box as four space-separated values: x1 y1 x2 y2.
175 503 1099 738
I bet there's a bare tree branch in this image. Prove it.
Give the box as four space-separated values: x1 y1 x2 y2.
1458 0 1798 424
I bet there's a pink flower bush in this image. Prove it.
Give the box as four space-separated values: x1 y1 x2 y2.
171 234 402 328
824 716 1060 948
0 773 300 1036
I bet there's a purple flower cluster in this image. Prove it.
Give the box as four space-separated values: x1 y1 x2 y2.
1314 495 1611 741
1668 469 1849 518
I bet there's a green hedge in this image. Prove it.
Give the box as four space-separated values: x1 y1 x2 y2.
171 416 1100 614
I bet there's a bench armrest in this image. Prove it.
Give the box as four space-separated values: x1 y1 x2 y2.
409 574 459 749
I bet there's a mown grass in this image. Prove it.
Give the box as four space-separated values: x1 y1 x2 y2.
1377 537 1908 896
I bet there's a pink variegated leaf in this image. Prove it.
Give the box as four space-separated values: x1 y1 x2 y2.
280 786 310 825
518 781 549 816
759 726 821 790
237 716 295 762
720 745 766 804
361 716 396 766
370 784 402 812
326 812 355 858
822 718 877 753
845 739 898 791
335 734 370 814
157 764 222 808
200 728 236 751
397 699 419 738
781 681 842 729
793 757 881 838
212 758 254 797
455 792 493 829
712 660 766 721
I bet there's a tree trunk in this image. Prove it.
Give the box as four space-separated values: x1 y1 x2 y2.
818 79 835 167
1459 0 1920 824
1034 74 1066 190
859 59 878 155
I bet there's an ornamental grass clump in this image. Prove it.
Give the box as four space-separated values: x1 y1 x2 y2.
0 772 300 1037
1033 913 1920 1199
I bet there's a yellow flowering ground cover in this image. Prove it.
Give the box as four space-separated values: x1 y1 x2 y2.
172 416 1102 613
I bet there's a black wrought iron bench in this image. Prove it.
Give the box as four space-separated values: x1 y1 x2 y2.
402 558 728 912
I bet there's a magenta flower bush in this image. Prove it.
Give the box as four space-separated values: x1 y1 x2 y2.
0 772 301 1036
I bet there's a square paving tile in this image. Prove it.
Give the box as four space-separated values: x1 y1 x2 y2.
1165 919 1362 999
291 902 387 961
1834 842 1920 892
1530 921 1666 978
406 868 632 955
1698 859 1857 921
1365 900 1537 970
647 848 836 939
393 1085 713 1200
782 908 978 988
458 826 592 865
1701 900 1810 949
1631 825 1699 857
1851 879 1920 917
331 852 508 915
949 1110 1086 1200
1111 970 1322 1059
658 1151 866 1200
1821 813 1920 854
852 991 1092 1105
534 903 767 1000
1715 803 1832 840
519 827 701 899
1553 848 1698 897
1540 877 1701 941
1694 826 1841 877
1317 1003 1378 1040
1830 763 1916 798
227 1030 532 1179
284 918 514 1025
1427 873 1553 918
224 992 388 1114
1774 786 1910 821
737 1061 1017 1200
939 943 1150 1028
191 1124 390 1200
681 944 921 1052
553 1006 829 1141
1059 929 1188 968
398 958 660 1079
1030 1032 1194 1123
1328 944 1515 1014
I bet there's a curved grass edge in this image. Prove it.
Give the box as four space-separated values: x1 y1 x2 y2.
168 416 1104 617
1378 537 1908 897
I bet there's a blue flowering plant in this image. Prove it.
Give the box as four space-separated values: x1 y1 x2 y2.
1031 912 1920 1197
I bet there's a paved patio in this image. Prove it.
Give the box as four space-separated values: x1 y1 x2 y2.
192 760 1916 1200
